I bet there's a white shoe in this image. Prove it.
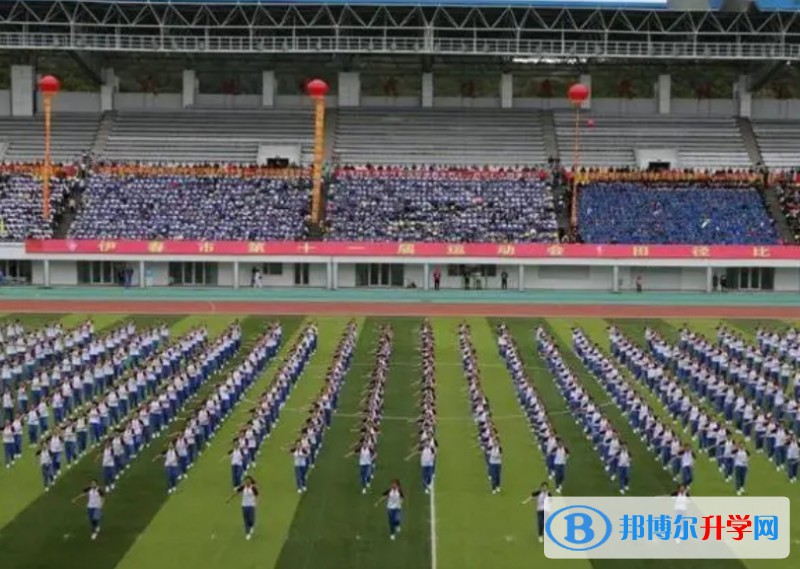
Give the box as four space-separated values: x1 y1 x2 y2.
246 532 252 541
538 536 543 543
390 534 396 541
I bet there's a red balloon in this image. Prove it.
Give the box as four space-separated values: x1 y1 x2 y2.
587 118 596 128
38 75 61 94
306 79 330 99
567 83 589 104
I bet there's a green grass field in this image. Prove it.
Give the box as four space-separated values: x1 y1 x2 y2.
0 313 796 569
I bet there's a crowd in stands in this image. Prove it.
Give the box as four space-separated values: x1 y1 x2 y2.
324 166 558 243
0 170 73 241
0 158 794 246
578 181 779 245
573 167 763 185
69 173 311 241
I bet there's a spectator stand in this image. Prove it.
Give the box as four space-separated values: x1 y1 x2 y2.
573 169 778 246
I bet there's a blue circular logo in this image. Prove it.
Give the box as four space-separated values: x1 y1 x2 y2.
545 505 613 552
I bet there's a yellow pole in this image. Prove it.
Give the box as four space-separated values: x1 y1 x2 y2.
573 103 580 174
311 96 326 225
43 93 52 220
571 104 580 228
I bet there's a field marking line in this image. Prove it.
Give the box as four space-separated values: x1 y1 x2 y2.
430 481 438 569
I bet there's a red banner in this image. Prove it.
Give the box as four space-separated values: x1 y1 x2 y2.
23 239 795 260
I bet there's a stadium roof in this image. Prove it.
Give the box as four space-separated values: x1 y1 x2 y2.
1 1 799 60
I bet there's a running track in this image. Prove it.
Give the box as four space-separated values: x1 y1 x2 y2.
0 299 797 319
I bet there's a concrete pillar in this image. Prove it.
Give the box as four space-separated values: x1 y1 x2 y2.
613 265 620 293
579 73 592 111
11 65 34 117
233 261 240 290
500 73 513 109
100 68 116 112
657 74 671 115
338 72 361 107
262 71 275 108
326 260 334 290
332 262 339 290
139 260 145 288
423 263 430 291
706 266 713 293
182 69 196 108
735 75 752 118
518 265 525 292
422 72 434 108
43 259 51 287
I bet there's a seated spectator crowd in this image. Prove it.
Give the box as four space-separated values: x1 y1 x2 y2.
578 181 779 245
0 160 789 246
324 166 558 243
69 173 311 241
0 170 74 242
573 167 762 185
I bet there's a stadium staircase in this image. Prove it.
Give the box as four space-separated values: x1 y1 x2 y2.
736 117 764 167
759 183 795 244
91 111 116 157
51 181 84 239
540 110 559 162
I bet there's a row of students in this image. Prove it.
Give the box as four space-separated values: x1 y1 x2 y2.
232 323 320 490
406 320 437 494
673 328 799 430
458 322 503 493
28 327 208 488
348 324 393 494
161 323 282 493
228 323 319 488
610 326 735 488
537 328 632 493
653 329 765 491
646 328 799 486
651 330 791 468
754 327 800 381
2 320 97 386
497 324 568 492
288 322 354 493
95 326 233 492
0 321 83 390
0 320 28 346
2 327 177 471
16 325 166 456
719 326 796 389
1 320 101 419
9 322 159 436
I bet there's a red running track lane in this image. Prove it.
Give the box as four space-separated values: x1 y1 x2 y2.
1 299 800 319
